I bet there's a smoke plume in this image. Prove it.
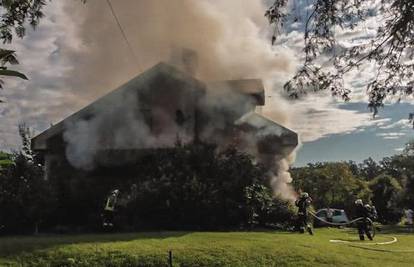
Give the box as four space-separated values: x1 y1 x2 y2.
62 0 299 199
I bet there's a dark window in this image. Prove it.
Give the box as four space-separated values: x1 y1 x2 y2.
82 112 94 121
140 109 153 130
333 210 342 216
317 210 327 218
175 109 186 126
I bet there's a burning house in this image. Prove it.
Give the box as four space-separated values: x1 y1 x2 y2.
32 53 298 186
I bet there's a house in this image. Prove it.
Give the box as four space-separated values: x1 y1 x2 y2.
32 59 298 178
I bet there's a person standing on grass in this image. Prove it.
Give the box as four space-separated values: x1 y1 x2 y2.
102 189 120 228
295 192 313 235
364 204 378 222
354 199 373 241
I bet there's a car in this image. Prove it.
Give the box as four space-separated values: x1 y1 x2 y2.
314 208 350 227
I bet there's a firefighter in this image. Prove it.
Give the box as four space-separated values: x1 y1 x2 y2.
364 204 378 221
102 189 120 228
295 192 313 235
354 199 373 241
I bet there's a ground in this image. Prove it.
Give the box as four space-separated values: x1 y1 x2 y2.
1 227 414 266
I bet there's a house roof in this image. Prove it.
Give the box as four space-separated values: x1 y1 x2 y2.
206 79 265 105
32 62 281 151
32 62 206 150
234 111 298 150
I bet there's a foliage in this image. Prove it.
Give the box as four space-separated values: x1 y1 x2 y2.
0 0 47 92
0 0 46 43
244 184 295 228
42 143 292 232
0 151 12 171
118 144 291 230
378 144 414 211
357 157 383 181
369 174 403 223
0 0 85 44
291 162 371 210
0 0 85 94
0 48 27 94
0 124 55 234
291 140 414 224
266 0 414 113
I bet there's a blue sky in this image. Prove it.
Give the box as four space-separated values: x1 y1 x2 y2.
295 102 414 166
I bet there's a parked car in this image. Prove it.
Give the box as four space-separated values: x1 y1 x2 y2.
314 208 350 227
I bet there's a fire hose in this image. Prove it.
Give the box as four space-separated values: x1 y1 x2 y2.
308 211 376 238
308 212 414 252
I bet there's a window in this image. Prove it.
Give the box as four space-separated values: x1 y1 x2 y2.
317 210 327 218
175 109 186 126
333 210 342 216
140 109 153 130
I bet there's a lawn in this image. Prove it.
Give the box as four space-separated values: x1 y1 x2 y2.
1 227 414 266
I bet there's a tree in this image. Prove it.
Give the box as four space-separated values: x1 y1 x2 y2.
0 151 12 171
369 174 403 223
402 139 414 156
0 0 47 92
266 0 414 114
244 184 294 229
358 157 383 181
0 124 55 234
0 49 27 92
380 142 414 210
0 0 46 43
0 0 85 96
291 162 371 209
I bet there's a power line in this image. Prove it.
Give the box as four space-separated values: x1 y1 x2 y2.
105 0 141 71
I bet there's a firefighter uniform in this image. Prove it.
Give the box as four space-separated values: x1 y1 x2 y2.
295 193 313 235
102 189 120 227
355 199 373 241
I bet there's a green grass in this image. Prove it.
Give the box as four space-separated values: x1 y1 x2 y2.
0 151 12 171
1 227 414 266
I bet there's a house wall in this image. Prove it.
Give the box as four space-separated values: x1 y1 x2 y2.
137 71 203 143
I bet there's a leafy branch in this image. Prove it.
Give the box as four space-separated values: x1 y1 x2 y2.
266 0 414 114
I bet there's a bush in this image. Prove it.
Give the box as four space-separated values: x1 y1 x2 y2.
0 125 56 235
244 184 295 229
0 152 56 235
118 143 293 230
1 139 294 233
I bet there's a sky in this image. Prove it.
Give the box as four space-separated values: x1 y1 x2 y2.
0 0 413 166
294 102 414 166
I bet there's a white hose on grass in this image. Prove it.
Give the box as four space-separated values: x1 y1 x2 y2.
308 211 367 226
308 211 376 238
308 212 414 252
329 236 397 245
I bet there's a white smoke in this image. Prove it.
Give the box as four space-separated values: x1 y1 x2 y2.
60 0 299 199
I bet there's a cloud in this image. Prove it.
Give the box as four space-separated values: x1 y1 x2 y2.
376 132 406 140
0 0 407 154
379 119 411 130
0 1 84 151
2 0 296 150
263 93 390 143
